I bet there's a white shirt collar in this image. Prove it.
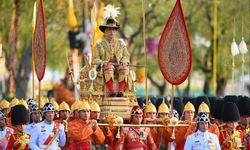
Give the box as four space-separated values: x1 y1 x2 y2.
197 130 208 136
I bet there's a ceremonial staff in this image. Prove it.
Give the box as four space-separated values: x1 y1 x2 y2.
0 37 6 97
230 19 239 94
238 19 248 94
212 0 218 95
141 0 149 105
97 123 189 128
31 2 37 100
98 116 191 139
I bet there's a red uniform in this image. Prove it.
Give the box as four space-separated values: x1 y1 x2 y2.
219 124 244 149
236 124 249 138
115 126 157 150
6 132 30 150
236 124 250 150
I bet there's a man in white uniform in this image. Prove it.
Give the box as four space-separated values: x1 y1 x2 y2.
184 112 221 150
25 103 41 135
29 102 66 150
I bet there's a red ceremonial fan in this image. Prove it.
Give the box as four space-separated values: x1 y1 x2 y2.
158 0 192 85
33 0 46 81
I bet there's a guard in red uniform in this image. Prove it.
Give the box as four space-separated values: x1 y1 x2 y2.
236 96 250 150
6 104 30 150
219 101 244 149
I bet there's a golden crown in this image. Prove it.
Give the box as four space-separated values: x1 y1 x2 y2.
70 100 82 112
78 100 91 110
19 99 28 109
183 102 195 112
59 101 70 111
198 102 210 113
0 99 10 109
50 98 59 111
145 103 157 113
90 101 101 112
10 97 19 108
158 100 169 113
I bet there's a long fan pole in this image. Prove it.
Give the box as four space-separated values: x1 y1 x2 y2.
171 85 174 114
212 0 218 96
38 81 41 109
32 1 37 100
141 0 148 105
90 0 96 65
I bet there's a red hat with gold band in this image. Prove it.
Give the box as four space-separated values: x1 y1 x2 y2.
131 105 143 115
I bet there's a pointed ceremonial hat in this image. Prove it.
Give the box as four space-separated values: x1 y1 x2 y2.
198 102 210 113
0 99 10 110
10 97 19 108
59 101 70 111
78 101 91 110
19 99 28 109
145 103 157 113
90 101 101 112
50 98 59 111
158 100 170 113
71 100 81 112
183 101 195 113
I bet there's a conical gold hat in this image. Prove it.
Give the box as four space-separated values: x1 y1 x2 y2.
10 97 19 108
158 100 169 113
90 101 100 112
50 98 59 111
183 102 195 113
19 99 28 109
71 100 81 112
59 101 70 111
198 102 210 113
78 100 91 111
0 99 10 110
145 103 157 113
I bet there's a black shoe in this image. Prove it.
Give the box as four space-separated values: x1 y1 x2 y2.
117 92 123 97
109 93 116 97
